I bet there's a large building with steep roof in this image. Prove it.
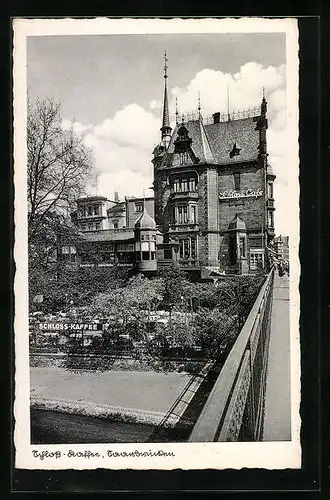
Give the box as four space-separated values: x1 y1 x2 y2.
67 54 275 276
152 56 275 275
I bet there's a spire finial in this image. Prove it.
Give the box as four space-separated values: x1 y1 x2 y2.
261 86 267 115
143 189 146 212
164 50 168 79
175 97 179 124
198 91 202 120
181 114 185 125
227 84 231 121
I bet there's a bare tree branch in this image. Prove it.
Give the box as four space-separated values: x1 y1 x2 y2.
27 97 94 241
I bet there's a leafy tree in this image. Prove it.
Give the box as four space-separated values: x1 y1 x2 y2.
157 264 187 319
89 274 164 346
191 308 237 357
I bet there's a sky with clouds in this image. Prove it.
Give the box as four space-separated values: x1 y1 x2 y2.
27 33 290 234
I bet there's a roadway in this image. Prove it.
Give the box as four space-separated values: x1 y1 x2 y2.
263 273 291 441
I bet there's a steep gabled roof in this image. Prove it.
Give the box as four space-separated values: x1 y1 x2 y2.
159 119 215 167
204 116 260 164
157 115 261 169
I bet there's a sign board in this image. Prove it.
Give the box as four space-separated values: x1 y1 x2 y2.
219 188 263 200
38 323 103 332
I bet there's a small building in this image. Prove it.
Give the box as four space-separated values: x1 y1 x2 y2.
134 208 158 273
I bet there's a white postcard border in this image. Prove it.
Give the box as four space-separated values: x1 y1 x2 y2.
13 17 301 470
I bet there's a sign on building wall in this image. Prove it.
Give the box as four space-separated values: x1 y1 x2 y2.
219 188 263 200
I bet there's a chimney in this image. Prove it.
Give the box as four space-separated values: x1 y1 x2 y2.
213 112 220 124
114 191 119 202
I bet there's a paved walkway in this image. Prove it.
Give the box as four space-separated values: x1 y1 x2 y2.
263 273 291 441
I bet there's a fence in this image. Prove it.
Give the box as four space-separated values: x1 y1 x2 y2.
188 267 274 442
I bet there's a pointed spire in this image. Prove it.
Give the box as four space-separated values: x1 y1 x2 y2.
198 91 202 120
261 86 267 115
175 97 179 124
227 84 231 121
160 51 171 148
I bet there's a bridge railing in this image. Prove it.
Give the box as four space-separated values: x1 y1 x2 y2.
188 267 275 442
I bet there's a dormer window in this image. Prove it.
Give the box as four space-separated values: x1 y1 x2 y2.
229 142 242 159
179 152 189 165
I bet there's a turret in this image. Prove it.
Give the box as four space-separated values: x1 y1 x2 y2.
258 88 268 158
134 205 157 273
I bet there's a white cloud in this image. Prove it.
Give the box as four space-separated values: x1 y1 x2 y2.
67 62 292 234
149 99 162 110
170 62 290 234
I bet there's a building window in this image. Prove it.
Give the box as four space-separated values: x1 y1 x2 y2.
250 249 264 271
87 206 93 216
171 206 176 223
178 206 183 224
239 236 246 258
268 211 274 228
171 174 197 193
179 238 197 260
181 178 188 192
233 173 241 191
93 205 100 215
113 221 118 229
189 177 196 191
61 246 77 263
268 182 274 198
191 205 197 224
179 152 189 165
88 222 94 231
183 206 188 223
142 251 149 261
191 239 197 259
229 234 237 265
95 222 101 230
78 207 86 217
134 202 144 213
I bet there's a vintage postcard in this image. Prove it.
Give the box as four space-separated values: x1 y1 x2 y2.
13 17 301 470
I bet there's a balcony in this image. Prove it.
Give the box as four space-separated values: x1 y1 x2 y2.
78 213 105 220
267 226 275 238
81 228 135 242
178 259 200 270
170 190 199 201
168 223 199 232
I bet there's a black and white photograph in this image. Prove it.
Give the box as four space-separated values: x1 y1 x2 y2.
13 17 300 470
